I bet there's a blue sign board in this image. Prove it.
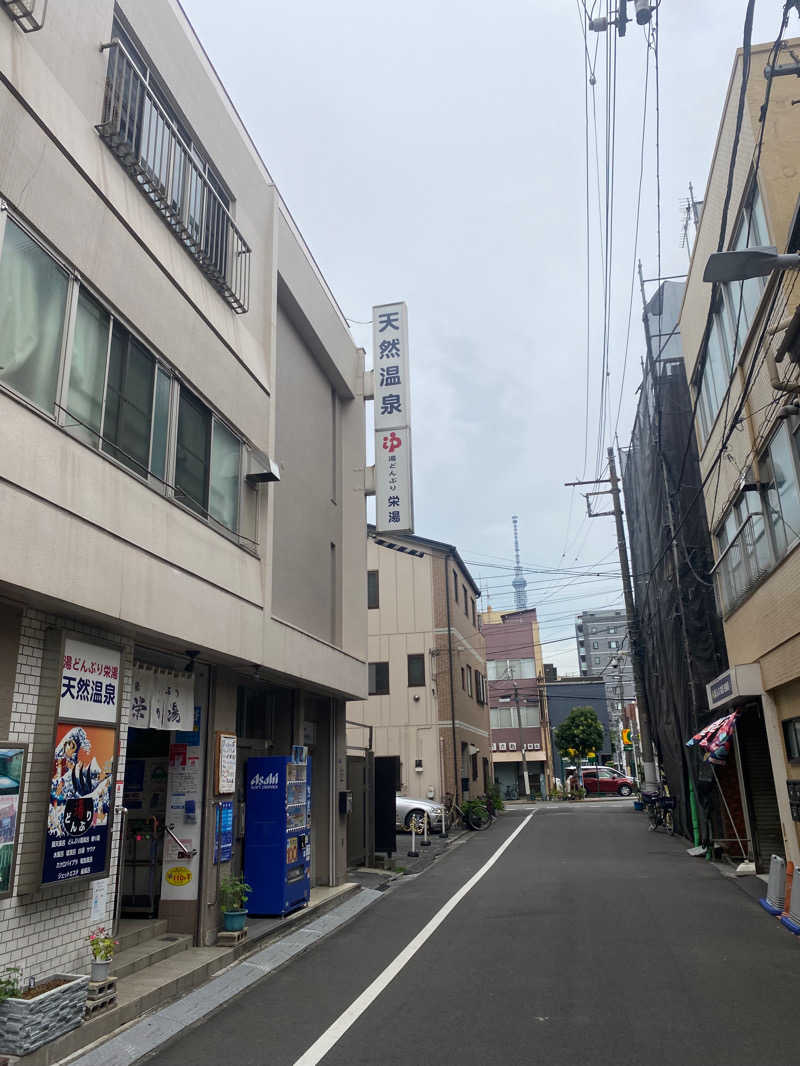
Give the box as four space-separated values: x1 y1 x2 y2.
214 800 233 864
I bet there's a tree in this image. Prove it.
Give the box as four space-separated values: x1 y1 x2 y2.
553 706 605 787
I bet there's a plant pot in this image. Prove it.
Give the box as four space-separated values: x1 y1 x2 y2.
222 909 247 932
0 973 88 1057
90 960 111 982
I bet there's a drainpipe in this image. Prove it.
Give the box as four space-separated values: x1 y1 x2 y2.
444 553 460 803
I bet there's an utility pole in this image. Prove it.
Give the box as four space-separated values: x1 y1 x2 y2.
506 662 531 800
564 453 658 790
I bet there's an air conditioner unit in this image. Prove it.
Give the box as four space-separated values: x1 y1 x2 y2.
534 743 541 751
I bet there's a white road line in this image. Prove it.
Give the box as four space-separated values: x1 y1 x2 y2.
293 814 534 1066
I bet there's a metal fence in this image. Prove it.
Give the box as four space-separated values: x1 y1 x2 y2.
97 40 251 314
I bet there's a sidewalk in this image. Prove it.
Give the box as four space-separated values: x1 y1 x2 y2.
12 825 479 1066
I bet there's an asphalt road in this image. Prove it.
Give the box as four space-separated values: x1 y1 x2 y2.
148 802 800 1066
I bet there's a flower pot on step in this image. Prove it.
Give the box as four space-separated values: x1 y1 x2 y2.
90 960 111 982
222 909 247 932
0 973 88 1057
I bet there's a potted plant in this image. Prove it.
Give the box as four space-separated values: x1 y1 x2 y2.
0 968 89 1057
219 874 251 932
87 926 118 982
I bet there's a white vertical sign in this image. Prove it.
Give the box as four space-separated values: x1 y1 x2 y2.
373 302 414 533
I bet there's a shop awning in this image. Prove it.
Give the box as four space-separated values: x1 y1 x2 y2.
686 711 739 766
492 750 546 764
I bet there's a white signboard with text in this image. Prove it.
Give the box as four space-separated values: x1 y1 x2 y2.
373 302 414 533
59 638 121 723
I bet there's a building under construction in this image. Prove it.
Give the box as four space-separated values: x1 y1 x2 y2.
621 279 729 841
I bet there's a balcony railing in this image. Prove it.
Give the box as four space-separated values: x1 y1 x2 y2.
97 40 251 314
711 513 772 616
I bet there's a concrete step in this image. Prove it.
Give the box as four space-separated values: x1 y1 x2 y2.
111 932 192 979
19 946 230 1066
115 918 169 953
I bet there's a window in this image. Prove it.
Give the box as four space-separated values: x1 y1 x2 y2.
368 662 389 695
0 217 69 412
367 570 379 609
783 717 800 762
461 667 466 690
508 742 517 751
407 654 425 687
452 570 458 603
471 752 478 781
498 742 507 751
101 18 251 314
761 422 800 557
609 640 620 650
463 585 468 616
592 641 599 649
723 184 768 356
471 600 476 626
594 656 601 665
491 707 513 729
466 666 473 697
486 657 535 681
696 313 732 443
520 705 541 728
0 211 252 538
608 627 616 634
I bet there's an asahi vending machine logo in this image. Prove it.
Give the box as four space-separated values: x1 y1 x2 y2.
249 771 279 790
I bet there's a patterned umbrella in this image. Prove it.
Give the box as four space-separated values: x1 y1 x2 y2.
686 711 739 765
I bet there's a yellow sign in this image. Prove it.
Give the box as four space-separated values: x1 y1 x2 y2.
165 865 192 887
622 728 632 746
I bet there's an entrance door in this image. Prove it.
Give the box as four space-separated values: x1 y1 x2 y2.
738 703 783 873
121 727 170 918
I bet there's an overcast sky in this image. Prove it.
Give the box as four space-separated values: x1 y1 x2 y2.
182 0 788 673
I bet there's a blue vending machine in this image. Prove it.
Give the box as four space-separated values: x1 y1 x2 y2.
245 752 311 916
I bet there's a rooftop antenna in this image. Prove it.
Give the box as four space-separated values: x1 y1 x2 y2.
511 515 528 610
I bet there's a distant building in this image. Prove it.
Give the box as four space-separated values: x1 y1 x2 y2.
480 606 554 799
545 677 612 779
348 529 490 810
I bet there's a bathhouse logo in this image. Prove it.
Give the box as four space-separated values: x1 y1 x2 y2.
250 771 279 790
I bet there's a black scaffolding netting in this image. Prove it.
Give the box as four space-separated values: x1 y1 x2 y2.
621 284 728 839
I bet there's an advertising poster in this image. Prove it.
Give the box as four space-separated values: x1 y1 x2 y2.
42 723 115 884
0 747 25 895
161 744 203 901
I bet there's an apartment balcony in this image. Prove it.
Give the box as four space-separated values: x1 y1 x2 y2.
711 513 772 616
97 40 251 314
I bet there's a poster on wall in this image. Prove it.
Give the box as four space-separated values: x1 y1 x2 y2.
59 638 121 724
0 745 26 898
215 733 237 795
161 726 205 901
42 723 114 884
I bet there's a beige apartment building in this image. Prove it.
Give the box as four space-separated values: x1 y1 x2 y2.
348 530 490 814
680 37 800 869
0 0 367 980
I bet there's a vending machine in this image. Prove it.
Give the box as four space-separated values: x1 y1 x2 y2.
244 751 311 916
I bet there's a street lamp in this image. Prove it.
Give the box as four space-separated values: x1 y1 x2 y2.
703 245 800 283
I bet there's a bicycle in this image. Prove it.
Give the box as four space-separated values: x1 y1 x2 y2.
642 788 675 835
443 793 492 831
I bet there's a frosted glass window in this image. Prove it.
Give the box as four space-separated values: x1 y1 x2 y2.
67 291 110 443
0 219 68 412
150 368 171 482
209 419 241 530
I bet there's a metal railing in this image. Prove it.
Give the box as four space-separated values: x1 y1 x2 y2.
711 513 772 615
1 0 47 32
97 40 251 314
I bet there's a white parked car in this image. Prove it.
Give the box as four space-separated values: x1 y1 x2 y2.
395 795 444 832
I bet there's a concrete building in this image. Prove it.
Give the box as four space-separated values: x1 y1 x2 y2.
480 606 553 799
679 37 800 870
575 608 634 762
0 1 367 981
544 676 612 781
348 530 490 811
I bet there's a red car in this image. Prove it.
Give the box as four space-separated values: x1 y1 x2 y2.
581 766 636 796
